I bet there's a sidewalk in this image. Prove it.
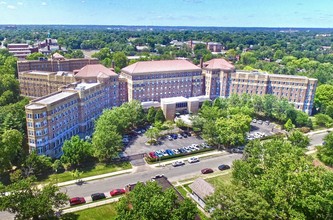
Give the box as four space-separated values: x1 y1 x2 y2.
57 169 133 187
62 197 120 214
306 128 333 136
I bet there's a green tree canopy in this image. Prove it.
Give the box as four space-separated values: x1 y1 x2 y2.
207 139 333 219
318 132 333 166
0 178 68 220
116 181 197 220
61 135 93 167
287 130 310 148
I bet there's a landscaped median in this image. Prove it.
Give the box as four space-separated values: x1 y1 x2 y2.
147 149 227 167
37 162 133 186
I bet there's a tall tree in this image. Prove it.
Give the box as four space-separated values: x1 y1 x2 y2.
147 106 157 123
0 129 23 173
61 135 93 167
116 181 197 220
287 130 310 148
215 114 252 149
318 132 333 166
92 123 122 162
0 178 68 220
207 139 333 219
155 109 166 123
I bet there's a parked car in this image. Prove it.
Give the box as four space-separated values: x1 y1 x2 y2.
252 119 257 123
184 131 191 137
172 160 185 167
167 135 173 141
265 120 270 125
69 197 86 206
201 168 214 174
178 148 186 154
110 189 126 197
188 157 200 163
149 152 158 159
218 164 231 171
181 133 188 138
171 134 178 139
258 120 263 124
91 193 106 201
172 149 180 154
177 134 183 139
165 149 174 156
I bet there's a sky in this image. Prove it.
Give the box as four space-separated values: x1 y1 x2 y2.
0 0 333 28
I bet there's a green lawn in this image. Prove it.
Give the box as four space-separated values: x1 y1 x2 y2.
40 162 131 184
205 172 233 187
61 203 117 220
176 186 187 197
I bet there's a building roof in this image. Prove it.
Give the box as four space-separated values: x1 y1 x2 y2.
122 60 201 75
203 58 235 71
189 178 215 200
52 52 64 60
75 64 117 78
32 92 75 105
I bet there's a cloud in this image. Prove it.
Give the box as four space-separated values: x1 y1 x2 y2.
17 1 23 5
0 1 6 5
7 4 16 9
81 0 85 2
41 2 47 6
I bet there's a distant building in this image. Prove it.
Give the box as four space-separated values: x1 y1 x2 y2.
22 58 318 157
18 56 99 97
7 43 36 60
202 58 317 114
25 64 118 158
120 60 203 103
37 38 67 55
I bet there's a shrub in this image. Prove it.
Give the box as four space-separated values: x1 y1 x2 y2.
298 127 311 133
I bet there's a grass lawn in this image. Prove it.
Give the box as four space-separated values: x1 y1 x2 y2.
61 203 117 220
205 172 233 187
176 186 187 197
40 162 131 184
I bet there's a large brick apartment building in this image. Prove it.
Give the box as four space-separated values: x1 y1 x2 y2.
21 58 317 157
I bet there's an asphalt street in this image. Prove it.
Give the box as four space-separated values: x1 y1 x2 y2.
61 153 242 199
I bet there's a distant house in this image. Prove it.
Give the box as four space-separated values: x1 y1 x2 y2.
189 178 215 208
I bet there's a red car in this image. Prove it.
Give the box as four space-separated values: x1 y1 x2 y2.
149 152 158 159
110 189 126 197
69 197 86 206
201 168 214 174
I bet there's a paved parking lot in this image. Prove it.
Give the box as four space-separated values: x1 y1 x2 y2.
249 121 282 137
124 132 205 156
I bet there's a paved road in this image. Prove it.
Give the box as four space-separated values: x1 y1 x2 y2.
61 153 242 200
308 131 328 150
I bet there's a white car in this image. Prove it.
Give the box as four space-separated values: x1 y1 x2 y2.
188 157 200 163
172 160 185 167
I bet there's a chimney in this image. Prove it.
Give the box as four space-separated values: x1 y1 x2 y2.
45 39 48 45
111 60 115 69
47 45 50 51
59 45 61 50
49 39 51 44
200 57 203 68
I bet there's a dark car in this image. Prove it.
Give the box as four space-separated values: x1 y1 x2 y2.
69 197 86 206
171 134 178 139
218 164 231 171
201 168 214 174
110 189 126 197
91 193 106 201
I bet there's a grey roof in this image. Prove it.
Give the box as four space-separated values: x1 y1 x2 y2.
189 178 215 200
